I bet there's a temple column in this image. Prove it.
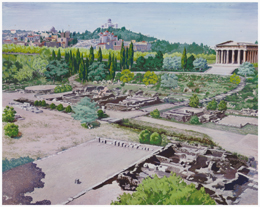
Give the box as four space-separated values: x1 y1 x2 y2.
227 50 229 64
221 50 223 64
232 50 235 64
238 50 241 64
216 50 219 64
243 50 246 63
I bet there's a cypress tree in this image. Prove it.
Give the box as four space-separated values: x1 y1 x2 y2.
128 42 134 69
113 56 116 79
52 50 56 60
79 62 84 82
85 57 89 81
114 57 117 72
89 46 94 65
120 42 125 70
97 47 102 62
125 47 129 69
181 47 187 71
107 52 111 68
110 55 115 80
76 48 80 61
57 48 61 61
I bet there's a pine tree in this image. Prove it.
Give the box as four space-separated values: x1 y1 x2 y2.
128 42 134 69
97 47 102 62
79 62 84 82
125 47 129 69
89 46 94 65
57 48 61 61
52 50 56 60
120 42 125 70
181 47 187 71
107 52 111 68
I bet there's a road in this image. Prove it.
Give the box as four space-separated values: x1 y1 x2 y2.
134 116 258 160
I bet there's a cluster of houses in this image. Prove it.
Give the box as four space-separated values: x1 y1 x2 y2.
3 27 72 48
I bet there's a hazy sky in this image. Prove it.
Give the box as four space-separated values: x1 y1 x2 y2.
2 2 258 46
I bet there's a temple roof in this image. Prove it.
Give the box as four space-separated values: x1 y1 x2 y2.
216 40 257 47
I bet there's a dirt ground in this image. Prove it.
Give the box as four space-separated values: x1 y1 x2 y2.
2 92 140 160
218 115 258 127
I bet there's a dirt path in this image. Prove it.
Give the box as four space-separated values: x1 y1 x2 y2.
134 116 258 160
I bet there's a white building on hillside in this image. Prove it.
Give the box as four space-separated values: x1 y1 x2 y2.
101 19 118 29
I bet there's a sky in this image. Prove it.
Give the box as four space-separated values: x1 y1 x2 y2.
2 2 258 47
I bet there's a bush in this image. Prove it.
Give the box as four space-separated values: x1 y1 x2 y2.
2 156 34 172
2 106 16 122
187 81 194 87
189 116 200 125
189 94 199 108
41 100 46 106
57 104 64 111
150 132 162 145
111 173 216 205
150 109 160 118
230 73 241 84
139 129 151 144
54 84 73 93
50 103 56 109
4 123 19 137
65 105 72 113
97 110 104 118
34 100 39 106
207 98 218 110
218 100 227 111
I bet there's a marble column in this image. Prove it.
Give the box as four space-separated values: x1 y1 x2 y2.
232 50 235 64
238 50 241 64
221 50 223 64
243 50 246 63
216 50 219 64
227 50 229 64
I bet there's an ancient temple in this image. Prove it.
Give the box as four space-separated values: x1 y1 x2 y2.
215 41 258 65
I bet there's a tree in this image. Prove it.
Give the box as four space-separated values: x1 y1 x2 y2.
255 40 258 44
193 58 208 70
139 129 151 144
79 62 85 82
2 106 16 122
120 69 134 83
161 73 178 88
50 103 56 109
150 109 160 118
89 46 94 65
143 71 158 86
65 105 72 113
120 42 125 70
128 42 134 68
57 104 64 111
51 50 56 60
110 55 115 80
153 51 164 70
163 56 181 70
150 132 162 145
57 49 61 61
41 100 46 106
218 100 227 111
44 60 69 84
136 56 146 69
237 62 255 77
181 47 187 70
187 55 195 70
189 115 200 125
88 62 108 82
85 58 89 81
230 73 241 84
97 110 105 118
4 123 19 137
97 47 102 62
189 94 199 108
107 52 111 68
111 173 216 205
71 97 99 124
207 98 218 110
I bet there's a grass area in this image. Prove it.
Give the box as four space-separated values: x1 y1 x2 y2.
114 119 216 147
201 122 258 135
2 156 34 172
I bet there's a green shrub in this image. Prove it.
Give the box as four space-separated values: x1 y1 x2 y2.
150 109 160 118
41 100 46 106
189 94 199 108
139 129 151 144
57 104 64 111
38 100 42 106
111 173 216 205
54 84 72 93
230 73 241 84
4 123 19 137
207 99 218 110
2 156 34 172
50 103 56 109
150 132 162 145
189 116 200 125
195 88 200 93
65 105 72 113
34 100 39 106
97 110 104 118
2 106 16 122
187 81 194 87
218 100 227 111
